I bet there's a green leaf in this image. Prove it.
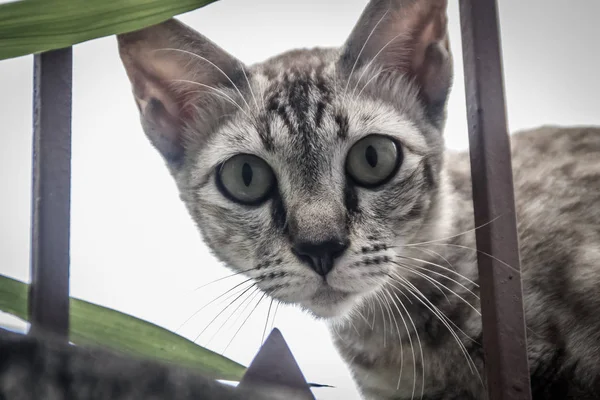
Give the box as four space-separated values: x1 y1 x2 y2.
0 0 218 61
0 274 246 381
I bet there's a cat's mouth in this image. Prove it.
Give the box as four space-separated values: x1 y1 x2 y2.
299 284 358 318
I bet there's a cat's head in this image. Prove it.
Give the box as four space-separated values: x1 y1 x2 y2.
117 0 452 318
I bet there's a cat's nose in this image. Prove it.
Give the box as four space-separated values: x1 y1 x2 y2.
292 238 349 276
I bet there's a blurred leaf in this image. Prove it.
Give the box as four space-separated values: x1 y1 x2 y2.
0 274 245 381
0 0 218 60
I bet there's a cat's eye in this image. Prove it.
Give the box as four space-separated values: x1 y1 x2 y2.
346 134 402 187
216 154 275 205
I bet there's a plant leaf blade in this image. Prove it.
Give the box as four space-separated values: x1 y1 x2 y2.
0 0 218 60
0 274 245 381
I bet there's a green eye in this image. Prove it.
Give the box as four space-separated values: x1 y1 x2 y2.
346 134 402 187
217 154 275 204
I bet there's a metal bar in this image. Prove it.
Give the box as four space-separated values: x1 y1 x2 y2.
458 1 532 399
29 48 73 339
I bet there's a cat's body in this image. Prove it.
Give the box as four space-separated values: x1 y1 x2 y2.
1 0 599 399
332 125 600 399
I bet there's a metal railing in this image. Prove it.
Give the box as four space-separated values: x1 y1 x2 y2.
26 0 532 398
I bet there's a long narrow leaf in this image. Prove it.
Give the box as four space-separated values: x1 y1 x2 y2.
0 274 245 381
0 0 218 61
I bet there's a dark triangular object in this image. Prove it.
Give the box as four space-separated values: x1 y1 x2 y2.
237 328 315 399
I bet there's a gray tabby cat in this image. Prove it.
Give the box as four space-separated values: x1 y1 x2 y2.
1 0 599 399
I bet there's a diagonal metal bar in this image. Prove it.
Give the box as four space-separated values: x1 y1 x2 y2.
458 1 532 399
238 328 315 399
28 48 73 339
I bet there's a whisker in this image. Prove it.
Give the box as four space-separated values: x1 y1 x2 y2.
223 292 267 353
428 243 521 274
354 306 374 330
396 255 480 295
176 278 254 332
193 267 259 292
373 292 388 348
240 64 260 112
380 288 405 392
262 298 274 345
346 313 361 336
343 7 391 96
175 80 249 118
205 285 258 346
193 283 256 343
217 288 262 342
155 48 252 111
389 273 481 382
376 282 398 341
352 31 409 96
408 246 463 277
269 301 280 333
384 287 420 398
356 66 397 98
388 271 478 345
393 260 451 304
405 215 504 247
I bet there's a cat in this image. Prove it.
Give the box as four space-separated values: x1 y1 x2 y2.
1 0 599 399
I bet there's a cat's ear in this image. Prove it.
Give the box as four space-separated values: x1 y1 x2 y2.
118 19 245 165
340 0 452 110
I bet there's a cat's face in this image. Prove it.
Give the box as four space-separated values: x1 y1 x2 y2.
118 0 451 318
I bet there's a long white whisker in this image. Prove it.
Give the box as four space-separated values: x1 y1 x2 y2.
156 48 252 111
241 65 260 112
394 261 480 315
404 247 478 287
388 271 478 345
372 292 388 348
389 273 481 381
194 284 256 342
175 80 249 118
385 287 420 399
343 7 391 96
177 278 253 332
356 66 397 98
405 215 503 247
396 255 480 296
352 31 408 96
223 292 267 353
393 260 451 304
429 243 521 274
261 298 274 345
268 301 280 333
381 289 405 392
205 286 258 346
354 307 374 329
193 267 259 292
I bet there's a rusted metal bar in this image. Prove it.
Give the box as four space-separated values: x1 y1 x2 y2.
458 1 532 399
29 48 73 339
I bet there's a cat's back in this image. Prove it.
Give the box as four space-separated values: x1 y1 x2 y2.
509 126 600 272
448 126 600 394
446 125 600 230
511 126 599 225
448 125 600 274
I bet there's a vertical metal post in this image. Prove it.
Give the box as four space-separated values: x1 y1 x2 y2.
29 48 73 339
459 1 532 399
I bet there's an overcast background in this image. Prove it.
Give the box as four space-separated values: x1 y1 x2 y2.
1 0 598 398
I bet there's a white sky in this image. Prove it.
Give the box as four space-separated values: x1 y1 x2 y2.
0 0 598 398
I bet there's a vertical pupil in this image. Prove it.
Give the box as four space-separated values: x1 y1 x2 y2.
242 163 253 186
365 145 378 168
